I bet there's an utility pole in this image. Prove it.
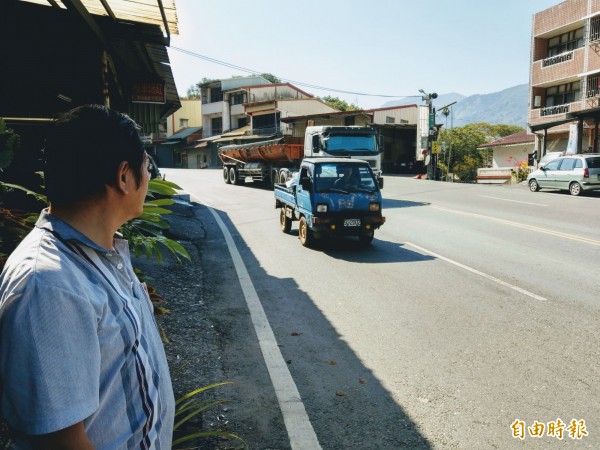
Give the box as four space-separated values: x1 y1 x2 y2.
439 101 457 182
419 89 438 180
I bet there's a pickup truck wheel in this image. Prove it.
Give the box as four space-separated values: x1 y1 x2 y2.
280 209 292 233
299 217 312 247
229 167 239 185
223 167 231 184
359 231 374 245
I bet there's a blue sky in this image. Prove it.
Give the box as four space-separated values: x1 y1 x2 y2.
167 0 560 109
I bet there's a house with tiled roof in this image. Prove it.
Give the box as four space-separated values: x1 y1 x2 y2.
476 131 536 184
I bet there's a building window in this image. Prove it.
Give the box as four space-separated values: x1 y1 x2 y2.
344 116 356 126
230 92 245 105
210 87 223 103
237 117 248 128
547 28 584 57
385 116 395 124
211 117 222 135
545 81 581 107
590 16 600 42
586 74 600 98
179 118 189 128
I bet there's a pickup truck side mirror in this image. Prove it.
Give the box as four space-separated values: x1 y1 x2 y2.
378 178 384 189
312 135 320 153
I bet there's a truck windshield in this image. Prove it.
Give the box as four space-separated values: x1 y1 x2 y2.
323 135 377 156
314 163 378 193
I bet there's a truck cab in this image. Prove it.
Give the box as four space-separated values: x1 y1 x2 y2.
274 158 385 247
304 126 383 185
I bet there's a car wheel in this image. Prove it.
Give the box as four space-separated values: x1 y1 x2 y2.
280 208 292 233
223 167 231 184
569 182 582 196
528 179 540 192
299 217 312 247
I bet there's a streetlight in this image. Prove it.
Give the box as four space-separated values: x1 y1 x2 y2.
420 90 438 180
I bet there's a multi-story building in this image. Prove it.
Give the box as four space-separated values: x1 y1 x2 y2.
166 98 202 136
196 76 339 167
529 0 600 155
199 75 330 138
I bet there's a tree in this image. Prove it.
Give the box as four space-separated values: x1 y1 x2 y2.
183 78 215 99
259 73 281 84
438 122 524 183
185 85 201 99
321 96 359 112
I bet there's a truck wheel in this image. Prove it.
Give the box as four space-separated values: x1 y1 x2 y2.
229 167 239 185
359 231 374 246
280 209 292 233
223 167 231 184
299 217 313 247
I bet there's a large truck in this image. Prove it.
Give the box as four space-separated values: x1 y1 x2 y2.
219 125 383 187
274 158 385 247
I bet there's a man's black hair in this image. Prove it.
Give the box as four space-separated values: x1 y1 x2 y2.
44 104 145 207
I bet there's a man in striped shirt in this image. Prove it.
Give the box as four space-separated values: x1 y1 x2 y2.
0 105 174 449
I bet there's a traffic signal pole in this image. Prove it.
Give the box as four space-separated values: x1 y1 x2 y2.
419 89 438 180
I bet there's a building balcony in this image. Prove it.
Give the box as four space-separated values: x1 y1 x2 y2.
201 102 224 116
531 48 584 86
529 100 585 131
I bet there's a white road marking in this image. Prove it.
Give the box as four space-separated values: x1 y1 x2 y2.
405 241 548 301
431 204 600 246
480 195 548 206
205 203 322 450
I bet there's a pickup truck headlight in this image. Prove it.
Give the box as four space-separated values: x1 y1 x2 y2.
369 203 380 212
317 204 328 213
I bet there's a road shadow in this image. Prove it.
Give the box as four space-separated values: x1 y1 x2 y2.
382 197 430 209
295 233 434 264
199 204 433 449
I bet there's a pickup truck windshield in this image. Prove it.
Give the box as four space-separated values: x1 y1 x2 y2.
323 135 377 156
314 163 377 193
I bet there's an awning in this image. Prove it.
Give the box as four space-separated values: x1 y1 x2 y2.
18 0 179 39
529 117 575 132
568 106 600 121
195 142 209 148
221 125 251 137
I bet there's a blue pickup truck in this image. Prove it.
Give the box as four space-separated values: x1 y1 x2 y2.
274 158 385 247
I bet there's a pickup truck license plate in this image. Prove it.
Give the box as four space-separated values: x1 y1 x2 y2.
344 219 361 227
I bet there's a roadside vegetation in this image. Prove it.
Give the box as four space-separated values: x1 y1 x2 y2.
437 122 524 182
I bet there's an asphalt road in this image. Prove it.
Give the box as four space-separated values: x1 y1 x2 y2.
163 168 600 450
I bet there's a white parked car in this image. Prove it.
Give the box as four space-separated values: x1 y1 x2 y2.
527 154 600 196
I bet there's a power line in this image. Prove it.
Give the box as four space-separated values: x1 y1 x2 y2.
170 46 421 99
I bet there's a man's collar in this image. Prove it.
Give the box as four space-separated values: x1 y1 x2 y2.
36 209 123 254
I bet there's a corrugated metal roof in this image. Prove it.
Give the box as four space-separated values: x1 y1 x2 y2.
168 126 202 140
18 0 178 36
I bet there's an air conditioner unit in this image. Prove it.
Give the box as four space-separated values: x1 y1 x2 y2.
534 96 541 107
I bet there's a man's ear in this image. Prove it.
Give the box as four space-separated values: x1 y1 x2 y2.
117 161 130 192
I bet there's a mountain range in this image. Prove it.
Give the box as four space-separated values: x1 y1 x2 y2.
382 84 529 128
